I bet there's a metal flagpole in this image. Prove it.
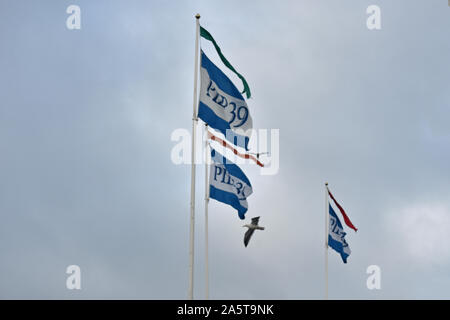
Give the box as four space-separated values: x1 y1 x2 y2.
204 125 210 300
188 13 201 300
325 182 329 300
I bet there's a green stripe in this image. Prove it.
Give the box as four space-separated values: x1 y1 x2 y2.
200 26 251 99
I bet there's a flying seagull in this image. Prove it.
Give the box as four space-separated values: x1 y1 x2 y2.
243 216 265 247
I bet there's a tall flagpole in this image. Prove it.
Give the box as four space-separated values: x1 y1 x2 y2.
188 13 201 300
325 182 329 300
204 125 210 300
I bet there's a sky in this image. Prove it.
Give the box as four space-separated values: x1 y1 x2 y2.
0 0 449 299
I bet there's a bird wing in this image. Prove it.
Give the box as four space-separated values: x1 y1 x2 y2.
244 228 255 247
251 216 260 225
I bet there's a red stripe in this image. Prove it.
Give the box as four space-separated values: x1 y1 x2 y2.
328 189 357 232
207 131 264 167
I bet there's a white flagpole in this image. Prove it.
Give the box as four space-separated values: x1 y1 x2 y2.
188 13 201 300
204 125 210 300
325 182 329 300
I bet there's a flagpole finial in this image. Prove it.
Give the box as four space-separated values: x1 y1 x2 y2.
325 182 328 186
195 13 201 19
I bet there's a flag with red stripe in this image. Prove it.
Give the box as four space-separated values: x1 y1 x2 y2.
207 131 264 167
327 188 358 232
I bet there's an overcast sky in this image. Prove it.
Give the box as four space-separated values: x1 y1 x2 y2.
0 0 449 299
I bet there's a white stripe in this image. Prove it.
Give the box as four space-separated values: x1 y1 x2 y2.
200 67 253 135
329 215 351 256
209 163 252 209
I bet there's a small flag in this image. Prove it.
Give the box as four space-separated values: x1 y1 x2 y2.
207 131 264 167
198 51 253 150
328 204 351 263
200 26 251 99
328 188 357 232
209 148 253 219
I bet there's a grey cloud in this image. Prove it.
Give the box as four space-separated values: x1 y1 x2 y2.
0 0 449 299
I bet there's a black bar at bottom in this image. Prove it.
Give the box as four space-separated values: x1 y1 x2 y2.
0 300 446 319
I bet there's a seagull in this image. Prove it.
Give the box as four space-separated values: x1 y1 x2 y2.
243 216 265 247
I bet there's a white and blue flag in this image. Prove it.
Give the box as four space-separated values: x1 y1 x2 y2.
198 51 253 150
209 148 253 219
328 204 351 263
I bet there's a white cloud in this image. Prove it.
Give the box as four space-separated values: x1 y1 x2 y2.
387 203 450 266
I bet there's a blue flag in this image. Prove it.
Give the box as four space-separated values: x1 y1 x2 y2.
198 51 253 150
209 148 253 219
328 204 351 263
